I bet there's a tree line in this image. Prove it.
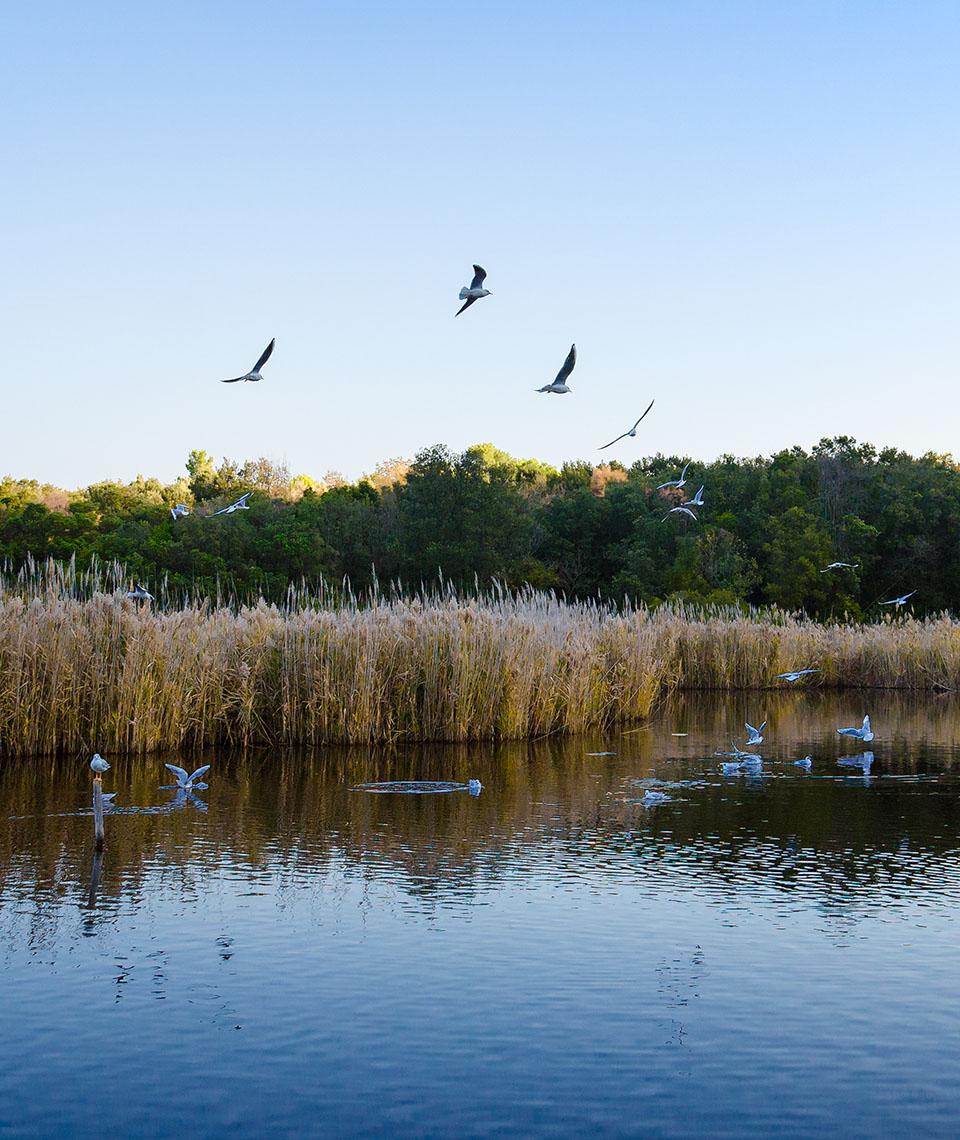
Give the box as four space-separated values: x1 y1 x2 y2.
1 437 957 617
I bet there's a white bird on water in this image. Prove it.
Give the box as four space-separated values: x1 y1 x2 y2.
220 338 275 383
213 492 252 516
536 344 577 394
820 561 859 573
657 463 689 491
663 505 698 523
126 583 154 601
170 503 190 521
641 790 672 807
776 668 821 682
455 265 491 316
468 778 482 796
837 715 874 743
745 721 766 746
164 763 211 789
879 591 916 608
598 399 655 449
90 754 110 774
794 755 813 770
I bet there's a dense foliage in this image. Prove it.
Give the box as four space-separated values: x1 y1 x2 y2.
2 438 957 617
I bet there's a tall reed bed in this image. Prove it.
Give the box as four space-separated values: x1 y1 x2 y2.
0 559 959 756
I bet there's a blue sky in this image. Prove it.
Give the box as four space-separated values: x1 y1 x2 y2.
3 1 959 486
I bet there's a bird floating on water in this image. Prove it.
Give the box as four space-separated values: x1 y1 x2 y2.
879 591 916 608
837 715 873 742
213 492 252 516
641 790 672 807
663 505 698 523
745 721 766 746
468 778 482 795
598 399 655 449
220 338 275 383
90 754 110 773
170 503 190 521
794 755 813 770
455 265 491 316
776 668 821 682
536 344 577 394
657 463 689 491
126 583 154 601
716 743 761 761
821 561 859 573
164 763 211 789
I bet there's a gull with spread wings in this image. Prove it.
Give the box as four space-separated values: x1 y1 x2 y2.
536 344 577 394
213 492 251 516
220 338 275 383
598 399 655 449
455 265 491 316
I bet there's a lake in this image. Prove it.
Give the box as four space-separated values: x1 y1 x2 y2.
2 691 959 1138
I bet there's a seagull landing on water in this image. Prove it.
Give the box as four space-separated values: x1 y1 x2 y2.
821 561 859 573
663 505 698 523
657 463 689 491
213 493 252 516
170 504 190 521
90 754 110 774
745 721 766 746
536 344 577 394
455 265 491 316
164 764 211 790
126 583 154 601
598 399 655 449
776 668 821 683
837 715 874 743
879 591 916 609
220 338 275 383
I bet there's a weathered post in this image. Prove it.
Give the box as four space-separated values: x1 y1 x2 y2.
90 753 110 851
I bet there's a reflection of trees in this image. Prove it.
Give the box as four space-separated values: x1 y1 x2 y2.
1 692 959 942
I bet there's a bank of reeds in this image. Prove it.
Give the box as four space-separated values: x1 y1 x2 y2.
0 558 958 756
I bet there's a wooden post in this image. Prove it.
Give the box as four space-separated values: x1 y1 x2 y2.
92 775 105 850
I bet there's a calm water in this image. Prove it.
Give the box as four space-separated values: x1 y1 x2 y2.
2 692 960 1138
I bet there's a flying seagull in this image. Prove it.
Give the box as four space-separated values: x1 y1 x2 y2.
213 492 252 516
170 503 190 521
837 715 874 742
776 668 821 682
745 720 766 746
686 485 705 508
879 591 916 608
126 583 154 601
455 265 491 316
820 561 859 573
598 399 655 449
90 754 110 774
657 463 689 490
164 763 211 790
536 344 577 394
220 338 275 383
663 505 698 522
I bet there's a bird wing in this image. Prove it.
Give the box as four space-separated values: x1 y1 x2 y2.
165 763 189 784
455 295 477 317
679 462 689 480
598 431 629 450
188 765 211 784
220 375 246 383
554 344 577 385
902 591 916 601
470 265 487 289
758 721 767 733
212 503 230 515
694 485 704 499
746 722 757 735
252 338 275 373
237 493 251 506
631 398 655 431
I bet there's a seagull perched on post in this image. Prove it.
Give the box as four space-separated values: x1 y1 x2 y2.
837 715 874 742
164 763 211 790
657 463 689 490
170 503 190 521
213 492 251 516
776 668 821 682
90 754 110 774
879 591 916 608
663 505 698 522
126 583 154 601
745 721 766 746
455 265 491 316
220 338 275 383
536 344 577 393
820 561 859 573
598 399 655 449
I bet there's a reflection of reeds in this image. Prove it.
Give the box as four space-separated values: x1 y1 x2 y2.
3 559 960 756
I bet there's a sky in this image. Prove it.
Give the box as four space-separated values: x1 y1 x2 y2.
3 0 959 488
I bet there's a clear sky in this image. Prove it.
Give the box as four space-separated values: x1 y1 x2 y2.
3 1 959 487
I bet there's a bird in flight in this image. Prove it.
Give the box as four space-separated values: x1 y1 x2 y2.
90 754 110 774
686 485 705 508
455 265 491 316
170 503 190 521
663 505 698 522
164 763 211 790
126 583 154 601
598 399 655 449
657 462 689 490
820 561 859 573
837 715 874 742
537 344 577 393
745 720 766 746
879 591 916 608
213 492 252 516
221 338 275 383
776 668 821 682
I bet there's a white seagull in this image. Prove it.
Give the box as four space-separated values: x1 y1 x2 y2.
641 790 673 807
455 265 491 316
776 668 821 682
745 721 766 746
90 754 110 774
663 505 698 522
598 399 655 449
820 561 859 573
686 485 705 508
657 463 689 490
221 338 275 384
126 583 154 601
536 344 577 394
164 763 211 789
793 755 813 770
467 778 483 795
213 492 252 516
170 503 190 521
879 591 916 608
837 715 874 743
